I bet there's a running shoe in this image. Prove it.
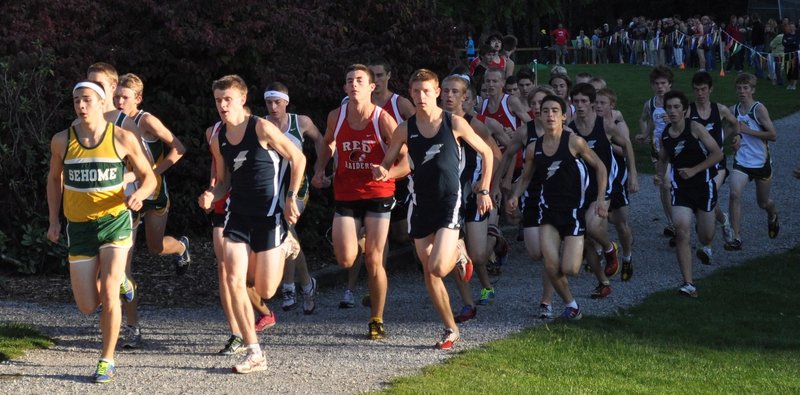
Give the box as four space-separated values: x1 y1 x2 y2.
488 225 509 266
92 360 116 383
590 283 612 299
282 231 301 260
679 282 698 298
302 278 317 315
255 311 276 332
696 246 713 265
724 238 742 251
339 289 355 309
477 287 495 306
368 319 386 340
454 305 477 323
768 214 779 239
621 258 633 282
219 335 245 355
121 325 141 349
663 224 676 237
721 213 734 244
455 239 473 283
282 288 298 311
538 303 553 319
175 236 191 275
232 351 267 374
486 256 502 276
556 306 583 321
434 328 460 350
119 276 135 303
603 242 620 277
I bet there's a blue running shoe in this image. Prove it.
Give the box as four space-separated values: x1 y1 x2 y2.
556 306 582 321
175 236 191 275
119 276 135 303
93 360 116 383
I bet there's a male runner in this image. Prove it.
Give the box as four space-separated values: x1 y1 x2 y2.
199 75 306 374
726 73 779 250
655 91 722 297
112 73 188 349
508 94 608 320
689 71 740 249
47 80 156 382
635 66 675 243
312 64 407 340
373 69 493 349
264 81 323 314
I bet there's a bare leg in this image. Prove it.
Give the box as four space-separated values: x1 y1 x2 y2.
362 213 390 319
97 246 130 360
728 171 749 240
671 206 694 284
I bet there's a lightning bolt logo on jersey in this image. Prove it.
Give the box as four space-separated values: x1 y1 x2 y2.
421 144 443 165
406 113 464 205
546 160 562 179
233 150 248 171
534 131 588 211
662 120 717 188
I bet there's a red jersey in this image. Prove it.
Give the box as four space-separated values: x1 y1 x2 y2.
380 93 405 124
481 94 518 130
208 121 230 214
333 104 395 201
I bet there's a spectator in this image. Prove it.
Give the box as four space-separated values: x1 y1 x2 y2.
751 15 766 78
551 23 571 65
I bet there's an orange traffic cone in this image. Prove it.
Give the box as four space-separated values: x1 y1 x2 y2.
720 68 726 77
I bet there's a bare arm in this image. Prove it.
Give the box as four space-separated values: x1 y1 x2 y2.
198 134 229 209
46 131 67 242
471 118 503 196
740 104 777 142
259 119 306 225
607 119 639 193
635 101 653 143
509 96 532 123
116 128 157 211
570 133 608 218
141 113 186 176
453 115 493 215
679 122 723 180
374 122 407 181
298 114 324 160
506 143 537 215
377 111 408 179
396 96 416 120
312 109 339 188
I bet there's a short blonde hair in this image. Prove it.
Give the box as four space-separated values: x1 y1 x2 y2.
212 74 248 95
735 72 757 88
118 73 144 97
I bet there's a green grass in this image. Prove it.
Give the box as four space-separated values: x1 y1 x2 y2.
534 64 800 173
0 323 53 361
382 247 800 394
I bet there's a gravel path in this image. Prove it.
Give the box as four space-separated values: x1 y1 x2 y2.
2 111 798 394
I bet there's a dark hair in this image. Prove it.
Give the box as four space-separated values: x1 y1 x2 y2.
663 90 688 110
570 82 596 103
649 65 674 84
516 69 535 82
505 75 518 85
367 57 392 75
265 81 289 95
345 64 375 83
541 94 567 113
691 71 713 88
549 73 572 89
502 35 518 51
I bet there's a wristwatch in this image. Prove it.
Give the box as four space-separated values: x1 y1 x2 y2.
478 189 490 196
287 190 297 199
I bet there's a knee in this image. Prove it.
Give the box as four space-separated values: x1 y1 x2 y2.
675 226 690 243
729 189 742 201
757 199 771 210
76 300 99 316
562 265 580 277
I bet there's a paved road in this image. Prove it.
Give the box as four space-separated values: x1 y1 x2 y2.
2 111 798 394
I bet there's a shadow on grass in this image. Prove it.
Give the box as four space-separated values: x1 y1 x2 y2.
0 323 53 361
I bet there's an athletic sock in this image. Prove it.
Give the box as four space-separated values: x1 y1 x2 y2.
302 282 313 294
99 357 114 365
622 255 632 263
370 316 383 323
605 245 614 253
601 281 610 286
282 283 295 293
566 300 578 309
233 333 242 339
246 343 262 357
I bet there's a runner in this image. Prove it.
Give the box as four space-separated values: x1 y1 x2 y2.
198 75 306 374
440 74 502 321
567 83 628 297
549 73 574 121
654 90 722 297
373 69 493 349
726 73 779 250
507 94 608 320
595 88 639 281
263 81 323 315
635 66 675 244
689 71 740 248
47 80 156 382
112 73 189 349
311 64 407 340
504 75 520 98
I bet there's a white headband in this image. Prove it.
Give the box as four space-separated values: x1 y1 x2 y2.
73 81 106 100
263 90 289 103
458 74 471 82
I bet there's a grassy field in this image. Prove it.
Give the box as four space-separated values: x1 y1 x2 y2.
532 64 800 173
381 247 800 394
0 323 52 362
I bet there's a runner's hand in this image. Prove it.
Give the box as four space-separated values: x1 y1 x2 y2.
198 191 214 210
47 223 60 243
285 199 300 225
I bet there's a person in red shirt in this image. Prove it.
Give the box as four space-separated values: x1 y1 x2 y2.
312 64 409 340
551 24 571 65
